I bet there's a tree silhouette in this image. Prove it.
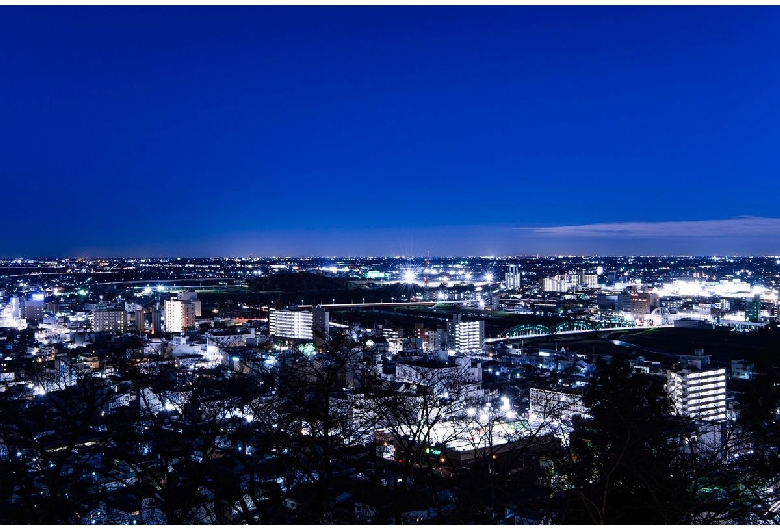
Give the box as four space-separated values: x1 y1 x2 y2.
550 357 694 524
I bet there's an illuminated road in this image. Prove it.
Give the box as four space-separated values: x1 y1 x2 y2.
298 301 464 309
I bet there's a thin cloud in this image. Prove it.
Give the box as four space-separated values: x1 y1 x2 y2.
525 217 780 238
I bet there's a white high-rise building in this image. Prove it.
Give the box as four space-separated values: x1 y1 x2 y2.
505 264 521 290
542 275 579 293
269 309 314 340
163 291 201 333
447 314 484 352
666 367 727 422
164 298 197 333
176 290 202 317
579 272 598 288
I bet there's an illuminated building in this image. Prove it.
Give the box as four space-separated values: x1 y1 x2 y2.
164 297 197 333
745 294 761 322
542 274 578 292
579 272 598 288
125 301 144 333
163 291 201 333
382 327 402 354
176 290 202 317
619 290 659 318
24 293 46 323
395 355 482 397
505 264 520 290
92 303 127 333
447 313 484 352
269 308 314 340
528 387 588 425
542 276 563 292
9 296 21 320
666 367 727 422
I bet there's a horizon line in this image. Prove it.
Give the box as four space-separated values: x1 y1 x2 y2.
2 254 780 260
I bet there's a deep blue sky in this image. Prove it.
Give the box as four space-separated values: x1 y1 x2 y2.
2 6 780 257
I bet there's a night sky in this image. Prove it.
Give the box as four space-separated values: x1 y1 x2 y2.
2 6 780 258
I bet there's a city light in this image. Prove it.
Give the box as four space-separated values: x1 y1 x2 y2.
1 253 779 524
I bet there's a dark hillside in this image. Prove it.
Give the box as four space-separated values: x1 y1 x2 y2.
614 326 780 367
247 272 349 292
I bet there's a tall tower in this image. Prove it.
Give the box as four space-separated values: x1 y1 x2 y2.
506 264 520 290
423 253 431 301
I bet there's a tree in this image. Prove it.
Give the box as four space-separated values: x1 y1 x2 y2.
355 356 484 524
550 357 694 524
0 362 118 524
730 364 780 522
249 332 367 523
101 358 257 524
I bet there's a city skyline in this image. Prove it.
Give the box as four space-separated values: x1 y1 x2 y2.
2 6 780 258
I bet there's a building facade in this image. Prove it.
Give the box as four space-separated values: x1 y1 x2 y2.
93 303 127 333
666 367 727 422
163 291 201 333
164 298 197 333
528 387 588 425
447 314 485 352
505 264 520 290
269 309 314 340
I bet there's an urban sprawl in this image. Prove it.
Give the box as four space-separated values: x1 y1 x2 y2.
2 255 780 524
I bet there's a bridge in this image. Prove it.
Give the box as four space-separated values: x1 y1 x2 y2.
492 317 639 341
298 300 465 310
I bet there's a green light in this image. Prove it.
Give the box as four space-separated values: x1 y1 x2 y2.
298 342 315 355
